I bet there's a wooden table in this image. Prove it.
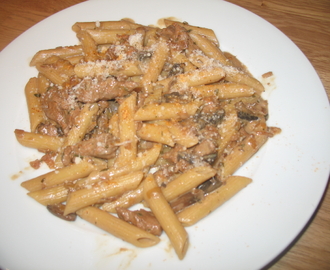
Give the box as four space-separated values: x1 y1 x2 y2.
1 0 329 269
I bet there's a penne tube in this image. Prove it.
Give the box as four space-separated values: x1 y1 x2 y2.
35 56 75 85
173 66 225 89
78 143 161 189
24 77 46 132
162 166 217 202
223 51 251 75
72 20 144 32
177 176 252 226
73 170 103 189
134 102 201 121
37 73 51 94
14 129 63 152
190 83 255 99
221 134 268 178
30 45 83 66
144 174 189 259
137 123 175 147
142 84 163 104
65 55 84 65
154 77 174 94
99 143 162 181
140 39 169 92
74 60 143 78
54 103 99 168
102 182 144 213
216 105 238 156
76 30 99 62
21 171 53 192
187 49 213 69
189 32 229 66
28 185 68 206
62 103 99 147
157 120 199 148
21 160 94 192
77 206 160 248
163 19 219 46
64 171 144 215
115 92 138 167
223 66 265 94
109 113 120 138
86 29 137 44
87 157 108 171
43 160 95 187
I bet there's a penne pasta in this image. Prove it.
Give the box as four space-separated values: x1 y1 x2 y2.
74 60 143 78
37 73 51 94
142 84 164 104
223 51 251 75
102 182 144 213
99 143 161 181
115 92 138 167
72 20 144 33
21 171 53 192
157 120 199 148
173 66 225 90
177 176 252 226
43 160 95 187
35 55 75 85
134 102 201 121
28 185 69 206
221 134 268 179
189 32 229 66
54 103 99 168
21 160 94 192
24 77 46 132
144 174 189 259
14 129 63 152
190 83 255 99
76 30 99 62
77 206 160 248
216 104 238 156
86 29 137 44
140 39 169 92
30 45 83 66
62 103 99 147
223 66 265 94
64 171 144 215
137 123 175 147
162 166 217 202
153 77 173 94
108 112 120 138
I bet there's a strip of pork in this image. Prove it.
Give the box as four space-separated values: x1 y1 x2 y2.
116 207 163 236
74 76 140 103
41 86 80 134
62 133 119 166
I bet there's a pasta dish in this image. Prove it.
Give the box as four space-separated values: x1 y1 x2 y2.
14 18 281 259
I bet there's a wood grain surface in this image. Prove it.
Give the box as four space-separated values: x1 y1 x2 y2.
1 0 329 269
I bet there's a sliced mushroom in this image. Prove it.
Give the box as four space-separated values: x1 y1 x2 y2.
197 176 223 194
237 111 259 121
47 204 77 221
170 189 204 213
116 207 162 236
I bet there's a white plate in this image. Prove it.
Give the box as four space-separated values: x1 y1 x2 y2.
1 0 329 269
